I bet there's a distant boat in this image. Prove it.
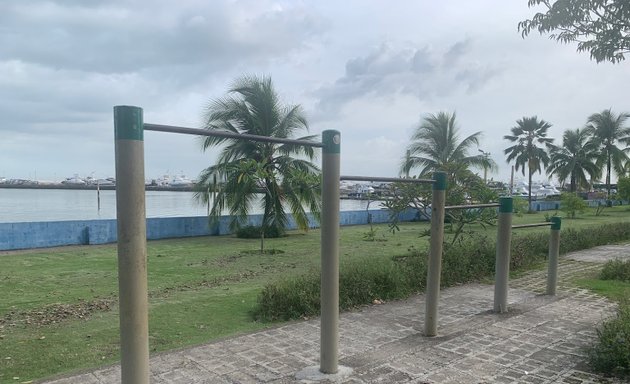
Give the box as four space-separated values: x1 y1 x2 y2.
96 178 115 186
347 184 375 198
535 183 561 198
512 179 561 198
169 175 194 188
0 177 6 184
62 175 86 185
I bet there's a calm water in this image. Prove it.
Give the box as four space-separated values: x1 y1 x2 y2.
0 189 378 223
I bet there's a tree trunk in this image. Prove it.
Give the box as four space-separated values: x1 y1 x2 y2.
570 173 576 193
607 155 612 199
528 166 533 213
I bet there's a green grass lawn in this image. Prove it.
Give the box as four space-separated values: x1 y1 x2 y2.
1 206 630 382
577 279 630 301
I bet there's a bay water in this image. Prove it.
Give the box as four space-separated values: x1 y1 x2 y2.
0 189 379 223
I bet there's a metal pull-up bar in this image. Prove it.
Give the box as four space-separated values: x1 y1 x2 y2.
115 106 343 382
144 123 324 147
340 175 434 184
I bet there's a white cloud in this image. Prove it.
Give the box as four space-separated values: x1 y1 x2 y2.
1 0 629 185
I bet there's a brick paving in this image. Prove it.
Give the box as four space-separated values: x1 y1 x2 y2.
42 244 630 384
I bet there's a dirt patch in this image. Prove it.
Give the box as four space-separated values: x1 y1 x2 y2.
0 298 114 327
150 270 261 298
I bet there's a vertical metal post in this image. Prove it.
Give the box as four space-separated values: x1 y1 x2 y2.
320 130 340 374
546 217 561 295
114 106 149 384
424 171 446 337
494 197 513 313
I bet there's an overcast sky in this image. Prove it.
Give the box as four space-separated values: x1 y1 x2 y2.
1 0 628 183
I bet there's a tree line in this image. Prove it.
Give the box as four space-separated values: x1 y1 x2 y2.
193 75 629 247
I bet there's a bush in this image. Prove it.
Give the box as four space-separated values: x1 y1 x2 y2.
339 259 411 308
588 303 630 377
601 259 630 282
253 236 495 322
253 272 320 321
235 225 285 239
560 192 587 218
253 222 630 323
559 223 630 255
511 232 548 269
441 235 495 286
512 197 531 216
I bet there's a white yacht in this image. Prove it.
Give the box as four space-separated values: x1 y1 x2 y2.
62 175 86 185
170 175 194 188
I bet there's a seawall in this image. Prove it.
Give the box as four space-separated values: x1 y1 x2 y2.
0 208 418 251
1 199 621 251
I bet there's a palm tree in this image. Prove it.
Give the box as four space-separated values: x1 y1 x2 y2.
195 75 321 250
400 111 496 183
585 109 630 198
547 128 600 192
504 116 554 210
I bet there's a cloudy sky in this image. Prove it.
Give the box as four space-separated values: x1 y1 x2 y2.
1 0 628 183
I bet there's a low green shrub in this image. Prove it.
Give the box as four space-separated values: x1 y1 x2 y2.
253 236 495 322
511 232 548 269
441 235 495 287
235 225 285 239
253 222 630 323
588 303 630 377
560 192 588 218
254 272 320 321
560 223 630 254
601 259 630 282
339 258 411 308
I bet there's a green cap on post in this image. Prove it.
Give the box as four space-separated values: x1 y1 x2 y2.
432 171 447 191
551 216 562 230
322 130 340 154
499 196 513 213
114 106 144 141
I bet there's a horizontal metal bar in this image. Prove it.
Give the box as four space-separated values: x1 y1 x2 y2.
144 123 324 148
444 203 500 210
340 176 434 184
511 222 552 229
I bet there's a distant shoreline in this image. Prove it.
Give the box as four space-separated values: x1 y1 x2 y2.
0 184 194 192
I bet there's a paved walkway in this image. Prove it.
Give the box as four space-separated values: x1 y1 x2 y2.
42 244 630 384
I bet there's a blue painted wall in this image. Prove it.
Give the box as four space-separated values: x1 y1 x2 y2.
0 208 419 251
7 199 620 251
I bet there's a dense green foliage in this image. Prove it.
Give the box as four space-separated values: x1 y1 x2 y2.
588 303 630 377
559 223 630 254
519 0 630 63
253 236 496 322
587 261 630 377
600 259 630 282
560 192 588 218
618 177 630 202
254 222 630 322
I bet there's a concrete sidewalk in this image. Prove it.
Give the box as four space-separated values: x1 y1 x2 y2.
43 245 630 384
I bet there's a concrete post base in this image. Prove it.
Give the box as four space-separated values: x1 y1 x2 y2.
295 365 353 382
